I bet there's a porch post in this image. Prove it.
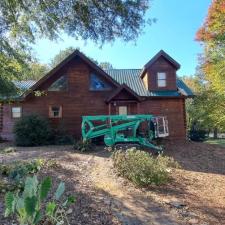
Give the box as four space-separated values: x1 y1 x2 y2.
108 102 111 115
137 102 140 114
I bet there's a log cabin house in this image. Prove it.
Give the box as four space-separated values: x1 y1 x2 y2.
0 49 193 141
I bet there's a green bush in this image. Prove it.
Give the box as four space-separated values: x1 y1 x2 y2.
13 115 52 146
74 139 96 152
54 134 74 145
112 149 179 187
0 159 58 193
189 129 207 142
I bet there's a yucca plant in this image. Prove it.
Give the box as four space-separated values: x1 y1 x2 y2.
4 176 75 225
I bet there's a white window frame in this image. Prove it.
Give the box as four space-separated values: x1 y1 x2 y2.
49 106 62 118
118 106 127 115
155 116 169 137
157 72 167 87
12 107 22 118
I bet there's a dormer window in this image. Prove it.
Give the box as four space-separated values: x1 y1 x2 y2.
157 72 166 87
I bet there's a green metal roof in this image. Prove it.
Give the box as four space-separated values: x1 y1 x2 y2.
105 69 193 97
9 70 193 99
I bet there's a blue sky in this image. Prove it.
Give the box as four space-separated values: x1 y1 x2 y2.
33 0 211 76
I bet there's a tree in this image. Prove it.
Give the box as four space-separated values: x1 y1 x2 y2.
99 62 113 70
50 47 75 68
181 72 223 138
0 0 152 95
50 47 99 68
194 0 225 136
23 63 49 80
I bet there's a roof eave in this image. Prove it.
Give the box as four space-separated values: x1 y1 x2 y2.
23 50 120 99
105 84 142 103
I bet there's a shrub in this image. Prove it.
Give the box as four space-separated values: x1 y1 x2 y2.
0 147 16 154
4 176 75 225
0 159 58 193
74 139 96 152
189 129 207 142
14 115 52 146
112 149 179 187
54 134 74 145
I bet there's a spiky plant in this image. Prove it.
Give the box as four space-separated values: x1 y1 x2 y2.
4 176 75 225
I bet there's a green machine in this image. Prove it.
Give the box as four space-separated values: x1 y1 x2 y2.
81 114 169 153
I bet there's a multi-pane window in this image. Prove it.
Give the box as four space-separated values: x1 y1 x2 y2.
90 73 112 91
157 72 166 87
12 107 22 118
48 76 68 91
49 106 62 118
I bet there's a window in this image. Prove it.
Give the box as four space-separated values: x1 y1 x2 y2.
90 73 112 91
12 107 22 118
48 76 68 91
157 72 166 87
155 117 169 137
49 106 62 118
118 106 127 115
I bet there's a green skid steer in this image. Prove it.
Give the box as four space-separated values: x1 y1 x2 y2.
81 114 169 153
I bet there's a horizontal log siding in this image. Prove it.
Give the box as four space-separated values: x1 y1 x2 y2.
0 57 187 141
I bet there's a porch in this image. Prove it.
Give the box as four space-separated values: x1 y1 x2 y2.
106 84 142 115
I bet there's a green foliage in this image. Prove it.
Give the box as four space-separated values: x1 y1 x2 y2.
54 135 74 145
23 62 49 80
0 147 16 154
4 175 75 225
39 177 52 201
0 159 45 178
4 192 14 217
54 182 65 201
0 1 151 96
189 129 207 142
99 62 113 70
194 0 225 131
112 149 179 187
74 139 96 152
50 47 76 68
0 159 56 193
13 115 52 146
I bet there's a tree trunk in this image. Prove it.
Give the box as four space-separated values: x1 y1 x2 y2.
213 128 218 139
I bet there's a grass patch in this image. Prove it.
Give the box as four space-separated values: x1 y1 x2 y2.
205 139 225 147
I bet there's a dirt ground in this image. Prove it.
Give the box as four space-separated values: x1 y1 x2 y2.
0 141 224 225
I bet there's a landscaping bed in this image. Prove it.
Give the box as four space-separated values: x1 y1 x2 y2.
0 141 224 225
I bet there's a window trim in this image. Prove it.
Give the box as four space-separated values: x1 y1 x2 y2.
49 106 62 118
157 72 167 87
11 106 22 119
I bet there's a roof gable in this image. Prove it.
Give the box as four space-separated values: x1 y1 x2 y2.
23 50 120 98
106 84 142 103
140 50 180 78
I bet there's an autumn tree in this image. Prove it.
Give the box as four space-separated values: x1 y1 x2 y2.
0 0 152 95
195 0 225 135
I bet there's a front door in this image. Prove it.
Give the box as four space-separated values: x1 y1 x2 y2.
118 106 127 115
